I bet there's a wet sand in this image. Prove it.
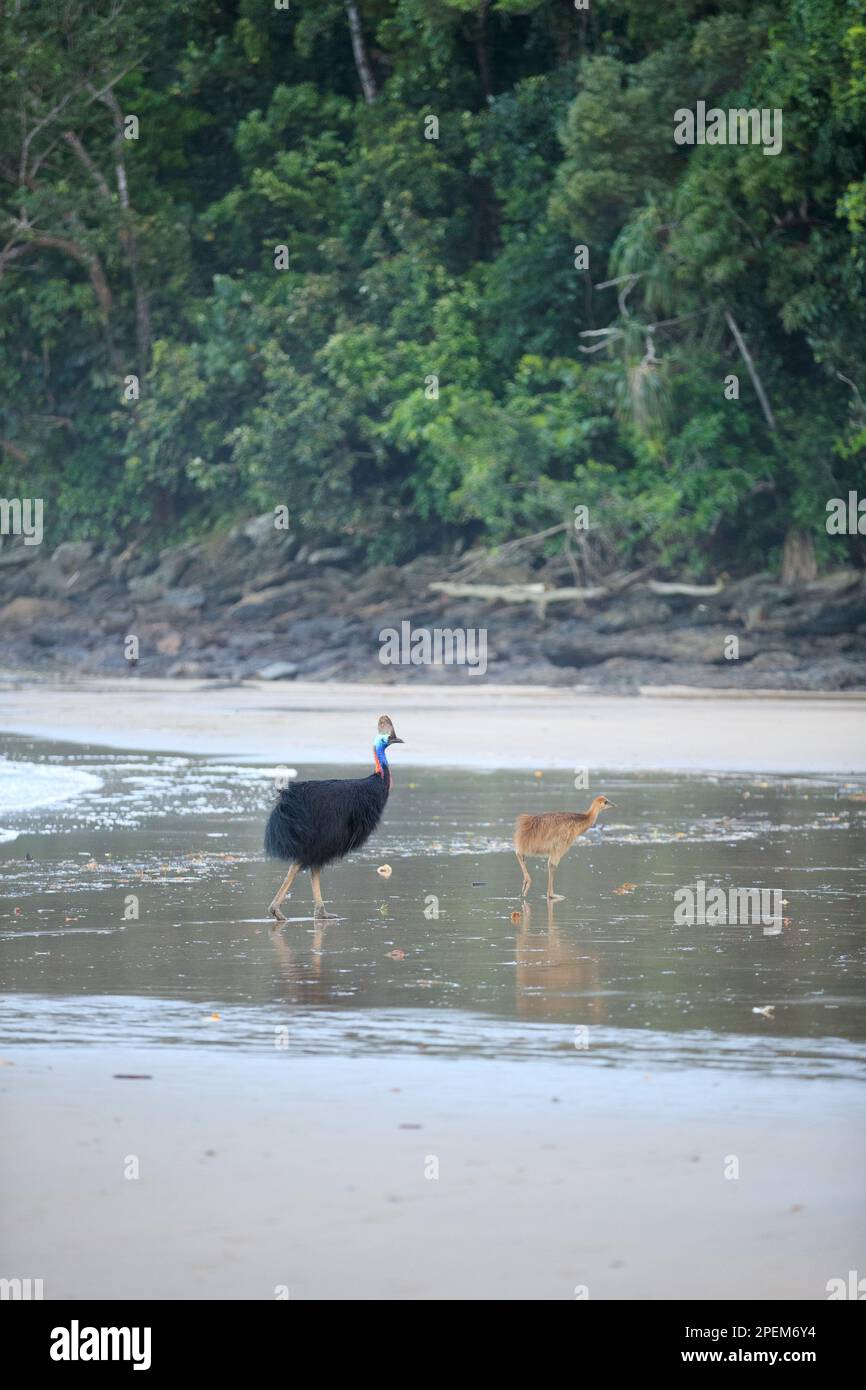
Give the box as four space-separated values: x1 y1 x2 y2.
2 1048 859 1300
0 677 865 771
1 702 864 1300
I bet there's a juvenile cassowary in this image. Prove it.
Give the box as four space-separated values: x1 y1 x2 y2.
264 715 403 920
515 795 615 901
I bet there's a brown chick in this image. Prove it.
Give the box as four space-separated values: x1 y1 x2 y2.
514 794 615 901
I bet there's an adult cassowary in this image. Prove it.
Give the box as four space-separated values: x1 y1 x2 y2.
264 715 403 920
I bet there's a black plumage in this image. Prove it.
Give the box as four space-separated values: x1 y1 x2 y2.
265 771 390 870
264 714 403 920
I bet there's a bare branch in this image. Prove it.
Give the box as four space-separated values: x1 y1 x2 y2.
594 273 643 290
63 131 112 200
0 233 111 314
836 370 866 419
725 309 776 431
19 87 78 183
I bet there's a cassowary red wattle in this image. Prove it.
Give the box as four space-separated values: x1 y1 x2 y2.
265 714 403 921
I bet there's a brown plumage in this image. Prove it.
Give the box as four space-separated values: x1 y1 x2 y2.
514 795 615 900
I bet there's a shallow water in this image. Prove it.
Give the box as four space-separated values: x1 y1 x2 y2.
1 733 865 1079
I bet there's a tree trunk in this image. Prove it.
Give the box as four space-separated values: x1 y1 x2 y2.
781 527 817 584
97 88 152 377
344 1 377 104
475 1 493 102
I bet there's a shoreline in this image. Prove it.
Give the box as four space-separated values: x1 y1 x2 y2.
0 678 864 772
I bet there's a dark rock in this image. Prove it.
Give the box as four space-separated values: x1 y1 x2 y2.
127 573 166 601
3 536 863 691
162 586 206 611
595 597 673 632
746 649 801 671
50 541 94 572
788 599 866 637
804 569 862 597
228 585 302 622
0 542 39 569
154 547 196 589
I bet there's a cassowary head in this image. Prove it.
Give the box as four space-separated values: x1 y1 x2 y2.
377 715 403 748
373 715 403 778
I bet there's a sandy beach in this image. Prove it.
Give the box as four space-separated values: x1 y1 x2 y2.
1 685 863 1301
0 678 864 771
2 1047 859 1301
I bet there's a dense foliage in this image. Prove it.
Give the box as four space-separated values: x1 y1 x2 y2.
1 0 864 577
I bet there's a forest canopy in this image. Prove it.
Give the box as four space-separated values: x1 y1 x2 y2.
1 0 865 579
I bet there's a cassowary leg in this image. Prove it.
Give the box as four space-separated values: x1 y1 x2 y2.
269 862 300 922
516 851 532 898
310 868 337 918
546 857 564 902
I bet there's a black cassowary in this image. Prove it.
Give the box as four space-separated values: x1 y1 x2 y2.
264 714 403 920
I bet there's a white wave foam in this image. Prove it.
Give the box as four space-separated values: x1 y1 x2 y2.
0 760 102 816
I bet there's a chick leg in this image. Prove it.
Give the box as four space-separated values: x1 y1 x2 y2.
546 857 564 902
516 851 532 898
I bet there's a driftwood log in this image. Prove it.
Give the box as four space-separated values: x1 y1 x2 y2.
429 576 723 615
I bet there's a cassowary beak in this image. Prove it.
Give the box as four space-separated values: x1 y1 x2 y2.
389 736 404 745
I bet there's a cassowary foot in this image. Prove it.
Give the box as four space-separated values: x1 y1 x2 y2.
268 901 287 923
546 892 565 902
313 904 338 919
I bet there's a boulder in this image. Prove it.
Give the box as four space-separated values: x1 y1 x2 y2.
128 573 166 601
154 548 196 589
50 541 94 573
229 585 298 622
0 543 38 569
747 649 801 671
595 597 673 632
161 586 206 611
0 596 71 626
804 570 862 597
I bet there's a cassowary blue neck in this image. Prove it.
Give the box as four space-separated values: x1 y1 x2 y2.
373 738 390 779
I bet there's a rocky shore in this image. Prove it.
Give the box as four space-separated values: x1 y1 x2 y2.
1 517 865 691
